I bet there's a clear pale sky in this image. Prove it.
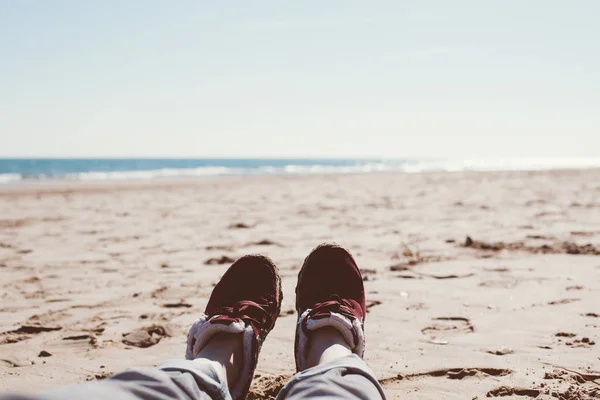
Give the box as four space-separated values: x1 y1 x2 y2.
1 1 598 158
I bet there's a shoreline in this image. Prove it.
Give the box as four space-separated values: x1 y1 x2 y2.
1 167 598 196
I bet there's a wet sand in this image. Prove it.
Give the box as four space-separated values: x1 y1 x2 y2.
1 170 599 399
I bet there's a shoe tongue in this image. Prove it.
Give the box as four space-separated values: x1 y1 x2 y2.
209 315 240 325
209 300 272 330
309 297 359 322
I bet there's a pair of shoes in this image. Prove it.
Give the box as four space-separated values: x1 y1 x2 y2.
186 243 367 400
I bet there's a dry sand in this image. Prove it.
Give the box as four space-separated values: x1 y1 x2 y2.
1 170 599 399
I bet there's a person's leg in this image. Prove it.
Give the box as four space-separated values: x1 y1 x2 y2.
1 345 232 400
305 326 352 368
194 332 244 388
277 244 386 400
1 255 282 400
277 354 385 400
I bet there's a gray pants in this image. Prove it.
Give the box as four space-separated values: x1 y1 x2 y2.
3 355 385 400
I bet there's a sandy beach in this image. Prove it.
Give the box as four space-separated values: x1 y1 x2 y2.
1 170 599 399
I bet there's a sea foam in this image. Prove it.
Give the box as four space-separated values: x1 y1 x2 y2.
0 158 599 184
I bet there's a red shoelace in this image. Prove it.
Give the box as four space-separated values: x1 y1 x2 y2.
210 300 274 330
306 294 356 321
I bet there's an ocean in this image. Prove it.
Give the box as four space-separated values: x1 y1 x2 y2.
1 158 599 184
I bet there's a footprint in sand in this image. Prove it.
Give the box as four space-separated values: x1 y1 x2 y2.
411 367 512 380
122 325 176 348
0 357 35 368
0 324 63 345
379 367 512 385
479 278 518 289
486 386 540 398
539 369 600 398
421 317 474 340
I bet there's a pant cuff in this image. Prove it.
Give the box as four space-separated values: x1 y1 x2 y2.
276 354 385 399
159 359 231 400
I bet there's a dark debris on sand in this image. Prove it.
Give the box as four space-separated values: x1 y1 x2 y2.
248 239 282 247
462 236 600 255
228 222 254 229
8 325 63 334
389 244 444 271
161 302 192 308
86 372 113 381
204 256 236 265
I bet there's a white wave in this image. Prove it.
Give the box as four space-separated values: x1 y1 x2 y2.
0 173 22 183
1 158 599 184
280 163 391 175
403 157 600 173
65 167 236 181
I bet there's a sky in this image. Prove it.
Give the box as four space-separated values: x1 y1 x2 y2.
0 1 599 158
